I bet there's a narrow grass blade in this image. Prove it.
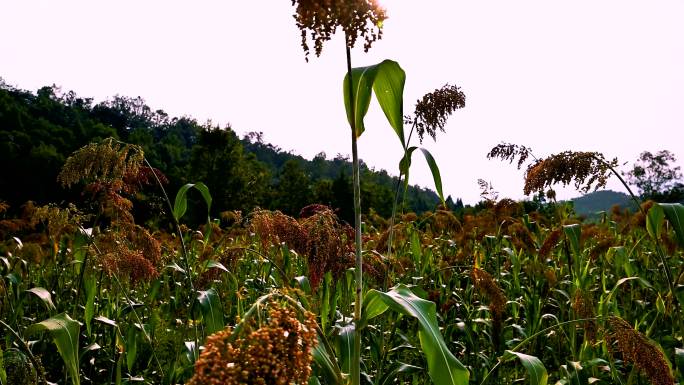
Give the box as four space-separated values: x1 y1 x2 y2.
419 148 444 205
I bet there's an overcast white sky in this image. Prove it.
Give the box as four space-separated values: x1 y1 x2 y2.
2 1 683 203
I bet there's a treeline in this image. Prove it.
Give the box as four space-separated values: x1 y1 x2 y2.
0 80 448 224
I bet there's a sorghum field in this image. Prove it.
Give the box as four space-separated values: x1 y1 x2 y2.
2 1 684 385
1 138 683 385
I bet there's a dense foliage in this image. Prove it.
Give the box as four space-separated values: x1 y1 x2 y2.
0 80 441 224
1 165 684 384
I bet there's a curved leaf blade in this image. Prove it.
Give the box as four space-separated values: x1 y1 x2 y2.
419 148 444 205
503 351 548 385
26 313 81 385
343 64 380 137
84 276 97 336
293 276 312 295
337 324 355 375
197 288 224 335
563 224 581 257
312 333 342 385
193 182 212 216
647 203 665 240
364 285 469 385
659 203 684 247
173 183 193 221
173 182 213 222
26 287 56 312
399 146 418 176
372 60 406 147
379 362 423 385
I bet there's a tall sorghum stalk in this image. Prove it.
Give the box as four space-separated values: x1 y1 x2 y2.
345 39 363 385
289 3 387 383
386 84 464 267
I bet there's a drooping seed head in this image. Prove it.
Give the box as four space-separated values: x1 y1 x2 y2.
58 137 144 188
291 0 387 61
606 316 674 385
487 142 535 170
409 84 466 143
523 151 617 195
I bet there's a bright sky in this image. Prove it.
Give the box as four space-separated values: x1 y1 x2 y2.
2 1 683 204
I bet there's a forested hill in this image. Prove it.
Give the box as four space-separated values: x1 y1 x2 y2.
0 81 441 223
570 190 636 217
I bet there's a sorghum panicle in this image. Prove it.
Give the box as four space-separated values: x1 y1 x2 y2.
471 267 506 349
57 137 144 188
300 207 354 288
606 316 674 385
188 301 317 385
409 84 466 143
523 151 618 195
291 0 387 60
487 142 534 170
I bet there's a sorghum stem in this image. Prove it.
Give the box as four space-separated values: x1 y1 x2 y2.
345 38 363 385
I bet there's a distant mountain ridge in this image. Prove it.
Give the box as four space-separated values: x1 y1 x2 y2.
571 190 635 216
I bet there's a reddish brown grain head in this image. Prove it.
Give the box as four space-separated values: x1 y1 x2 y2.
291 0 387 61
301 208 354 289
250 209 307 253
607 316 674 385
409 84 466 143
571 289 596 341
487 142 534 170
471 267 506 348
539 229 561 260
523 151 617 195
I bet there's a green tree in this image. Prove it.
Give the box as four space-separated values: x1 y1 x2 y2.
626 150 683 202
332 171 354 224
189 126 269 215
273 159 312 216
312 179 335 207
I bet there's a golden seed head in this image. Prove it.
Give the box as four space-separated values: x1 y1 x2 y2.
58 137 144 188
188 302 318 385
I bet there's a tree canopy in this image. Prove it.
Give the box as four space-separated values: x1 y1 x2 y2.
0 81 443 224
